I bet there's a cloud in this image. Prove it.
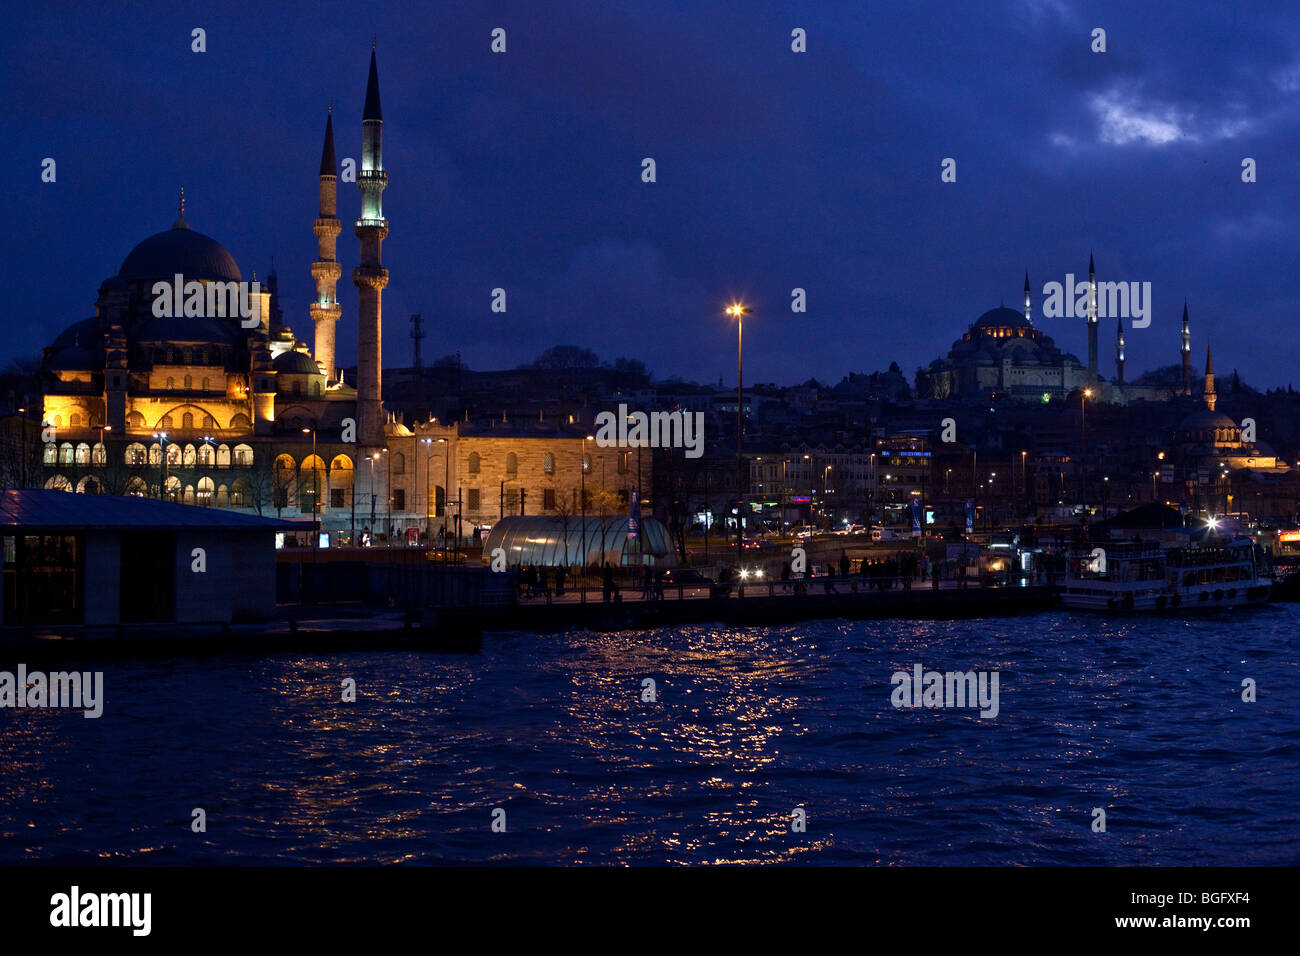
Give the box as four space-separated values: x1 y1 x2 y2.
1084 88 1254 146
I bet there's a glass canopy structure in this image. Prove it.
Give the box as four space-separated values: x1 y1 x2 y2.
481 515 675 568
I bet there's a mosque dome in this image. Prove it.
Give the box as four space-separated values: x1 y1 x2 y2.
273 351 322 375
971 306 1033 331
46 345 99 372
117 213 241 283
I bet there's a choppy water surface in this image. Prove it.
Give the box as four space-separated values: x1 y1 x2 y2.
2 608 1297 865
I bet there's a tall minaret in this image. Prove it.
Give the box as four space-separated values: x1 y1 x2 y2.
1180 301 1192 396
353 45 388 447
1023 270 1032 323
311 108 342 382
1086 252 1099 383
1115 316 1125 385
1203 345 1216 411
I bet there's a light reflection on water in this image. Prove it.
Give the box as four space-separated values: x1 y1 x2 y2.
1 608 1297 865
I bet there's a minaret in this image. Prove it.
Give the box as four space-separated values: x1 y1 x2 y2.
311 108 342 382
352 46 388 447
1180 301 1191 396
1023 270 1032 323
1203 345 1216 411
1115 316 1125 385
1086 252 1098 383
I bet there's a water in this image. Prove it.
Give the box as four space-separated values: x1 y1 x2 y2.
2 607 1297 865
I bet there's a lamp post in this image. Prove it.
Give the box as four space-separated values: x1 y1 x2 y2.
581 435 593 601
727 302 751 563
366 451 381 546
302 426 318 549
1080 387 1092 516
152 431 169 500
383 446 391 548
439 438 449 555
422 437 434 546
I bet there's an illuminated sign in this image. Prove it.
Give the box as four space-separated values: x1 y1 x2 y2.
1279 530 1300 542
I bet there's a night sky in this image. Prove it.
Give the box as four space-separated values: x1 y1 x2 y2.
6 1 1300 389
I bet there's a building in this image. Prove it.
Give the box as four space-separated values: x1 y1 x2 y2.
1 490 289 626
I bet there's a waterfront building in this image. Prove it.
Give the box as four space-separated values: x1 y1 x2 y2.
0 489 288 626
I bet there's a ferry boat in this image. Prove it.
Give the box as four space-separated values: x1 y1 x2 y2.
1063 533 1274 611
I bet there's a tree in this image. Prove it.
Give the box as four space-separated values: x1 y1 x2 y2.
529 345 599 370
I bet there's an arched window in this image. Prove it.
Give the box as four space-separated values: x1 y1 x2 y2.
59 442 74 465
544 452 555 475
506 452 518 476
231 413 251 430
75 443 91 465
184 375 193 389
77 476 101 495
582 453 591 473
43 443 57 464
202 377 210 392
44 475 73 492
161 414 173 429
197 477 214 506
216 484 230 507
166 378 175 390
126 443 148 466
182 412 194 430
69 412 82 427
125 476 148 497
468 452 481 475
183 484 195 506
183 348 192 365
91 442 106 465
127 411 145 429
197 442 214 466
217 443 231 467
183 444 197 466
163 477 181 502
233 444 253 467
392 452 405 475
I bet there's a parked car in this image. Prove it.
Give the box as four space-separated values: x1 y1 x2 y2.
662 568 713 586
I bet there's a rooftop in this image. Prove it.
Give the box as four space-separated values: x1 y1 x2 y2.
0 490 297 531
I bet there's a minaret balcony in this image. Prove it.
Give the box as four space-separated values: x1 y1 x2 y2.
313 218 342 238
311 261 342 282
358 169 388 187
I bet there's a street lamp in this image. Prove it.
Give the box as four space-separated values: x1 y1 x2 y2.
152 431 169 500
302 426 319 548
421 437 434 546
726 302 751 561
1080 388 1093 515
581 434 593 600
366 451 382 546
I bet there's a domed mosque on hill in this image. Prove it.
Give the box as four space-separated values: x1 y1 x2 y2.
918 258 1183 405
38 53 397 527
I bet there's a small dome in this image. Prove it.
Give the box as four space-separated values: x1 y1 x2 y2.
1180 409 1238 433
273 351 322 375
46 345 99 372
51 317 101 350
972 306 1033 330
118 221 241 283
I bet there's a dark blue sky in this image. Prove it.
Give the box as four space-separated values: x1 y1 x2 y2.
6 1 1300 388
